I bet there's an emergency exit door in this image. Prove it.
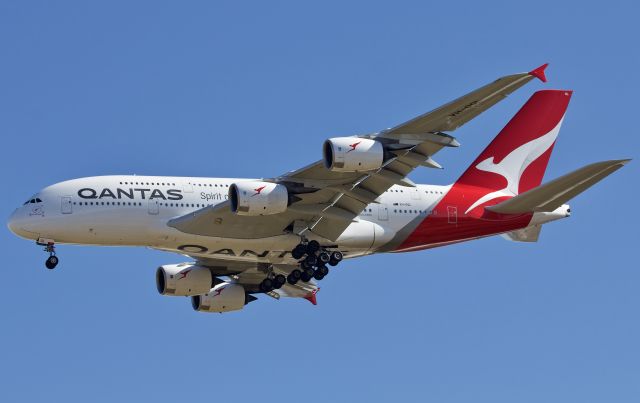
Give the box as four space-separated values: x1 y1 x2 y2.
61 196 72 214
148 200 159 215
378 204 389 221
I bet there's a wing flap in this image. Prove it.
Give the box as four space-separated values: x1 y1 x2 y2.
486 159 630 214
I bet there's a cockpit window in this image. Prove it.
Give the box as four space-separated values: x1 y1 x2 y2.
23 196 42 205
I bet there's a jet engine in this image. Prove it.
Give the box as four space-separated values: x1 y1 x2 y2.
156 263 213 296
229 181 288 216
191 283 248 313
323 137 384 172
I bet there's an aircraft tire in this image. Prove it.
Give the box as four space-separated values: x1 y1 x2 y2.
45 255 58 270
292 244 306 260
306 240 320 255
273 274 286 289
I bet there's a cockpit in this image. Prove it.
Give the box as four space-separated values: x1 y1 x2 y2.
23 196 43 205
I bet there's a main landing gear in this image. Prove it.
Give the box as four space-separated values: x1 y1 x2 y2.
259 273 287 293
258 240 344 293
40 242 59 270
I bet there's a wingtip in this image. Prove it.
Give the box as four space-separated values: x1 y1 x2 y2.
303 289 319 305
528 63 549 83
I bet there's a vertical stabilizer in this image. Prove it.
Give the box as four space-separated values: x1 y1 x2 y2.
457 90 573 214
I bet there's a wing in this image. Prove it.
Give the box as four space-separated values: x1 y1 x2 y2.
169 65 547 241
185 255 319 303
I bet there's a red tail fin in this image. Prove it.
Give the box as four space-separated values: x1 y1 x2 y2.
456 90 572 202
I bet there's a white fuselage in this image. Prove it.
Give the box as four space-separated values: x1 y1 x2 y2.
8 175 454 264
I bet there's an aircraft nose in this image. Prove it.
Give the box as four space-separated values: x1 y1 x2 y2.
7 209 21 234
7 209 35 239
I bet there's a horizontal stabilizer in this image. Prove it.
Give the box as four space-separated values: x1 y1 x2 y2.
487 159 630 214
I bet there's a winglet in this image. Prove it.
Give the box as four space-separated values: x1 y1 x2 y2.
304 289 319 305
528 63 549 83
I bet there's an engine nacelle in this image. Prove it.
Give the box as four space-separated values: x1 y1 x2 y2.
156 263 213 296
323 137 384 172
229 181 288 216
191 283 247 313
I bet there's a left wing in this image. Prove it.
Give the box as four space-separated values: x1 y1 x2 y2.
188 255 319 303
169 65 547 241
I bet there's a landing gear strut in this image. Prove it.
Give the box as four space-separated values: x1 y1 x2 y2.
41 242 58 270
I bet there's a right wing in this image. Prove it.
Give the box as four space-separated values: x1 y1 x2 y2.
169 65 549 241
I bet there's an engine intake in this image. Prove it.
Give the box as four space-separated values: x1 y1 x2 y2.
229 181 288 216
156 263 213 296
191 283 247 313
323 137 384 172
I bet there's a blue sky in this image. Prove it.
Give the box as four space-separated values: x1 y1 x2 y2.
1 1 639 402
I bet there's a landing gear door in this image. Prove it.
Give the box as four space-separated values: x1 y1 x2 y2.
378 204 389 221
61 196 72 214
148 200 159 215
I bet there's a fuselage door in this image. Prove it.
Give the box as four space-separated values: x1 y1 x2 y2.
378 204 389 221
447 205 458 224
61 196 72 214
182 181 194 193
148 200 159 215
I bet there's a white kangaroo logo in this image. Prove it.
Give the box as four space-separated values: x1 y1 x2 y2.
465 117 564 214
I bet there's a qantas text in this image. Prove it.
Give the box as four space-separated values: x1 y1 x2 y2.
78 188 183 200
178 244 292 259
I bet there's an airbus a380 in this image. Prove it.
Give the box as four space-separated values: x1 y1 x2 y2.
7 64 629 313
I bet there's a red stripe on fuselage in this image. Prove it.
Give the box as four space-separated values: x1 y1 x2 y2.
396 185 533 252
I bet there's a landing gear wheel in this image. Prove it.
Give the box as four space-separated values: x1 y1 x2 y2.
318 265 329 277
273 274 286 289
306 240 320 255
313 268 325 281
45 255 58 270
291 244 306 260
303 254 317 268
301 267 314 282
287 270 301 285
317 251 330 264
313 265 329 280
329 251 343 266
259 278 274 293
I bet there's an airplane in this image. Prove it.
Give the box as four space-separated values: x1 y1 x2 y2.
7 64 630 313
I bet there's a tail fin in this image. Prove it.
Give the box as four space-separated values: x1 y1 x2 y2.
457 90 573 214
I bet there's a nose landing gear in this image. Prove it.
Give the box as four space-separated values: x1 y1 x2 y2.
45 255 59 270
40 241 59 270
